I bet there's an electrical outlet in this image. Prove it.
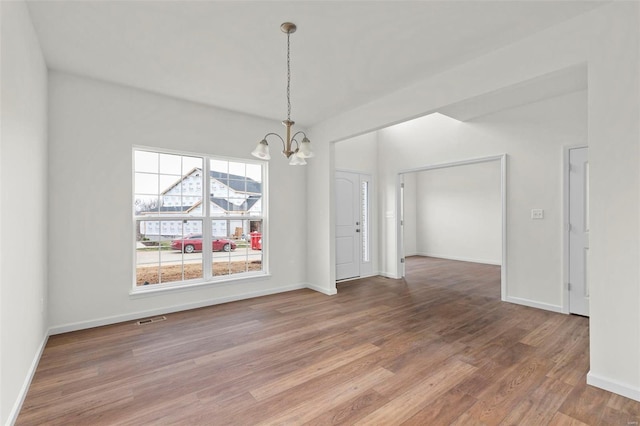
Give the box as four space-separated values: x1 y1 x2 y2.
531 209 544 219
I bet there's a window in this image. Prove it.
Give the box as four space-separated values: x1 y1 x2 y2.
134 149 265 290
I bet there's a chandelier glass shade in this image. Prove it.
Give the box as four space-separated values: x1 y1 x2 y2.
251 22 313 165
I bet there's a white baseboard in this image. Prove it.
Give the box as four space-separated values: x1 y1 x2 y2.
306 282 337 295
378 271 402 279
335 273 380 284
505 296 564 314
49 283 307 335
587 371 640 402
414 252 501 266
7 330 49 425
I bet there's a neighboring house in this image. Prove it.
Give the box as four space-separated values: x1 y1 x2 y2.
138 168 262 239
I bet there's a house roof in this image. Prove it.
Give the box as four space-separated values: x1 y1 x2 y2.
209 170 261 194
160 168 261 196
182 195 261 215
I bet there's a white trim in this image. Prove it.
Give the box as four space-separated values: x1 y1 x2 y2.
398 173 405 278
50 283 306 335
397 154 507 301
500 153 508 302
562 144 588 314
587 371 640 402
505 296 564 313
378 271 402 279
131 147 268 291
306 282 337 295
399 154 506 175
413 253 501 266
335 272 379 284
129 272 271 297
7 331 49 425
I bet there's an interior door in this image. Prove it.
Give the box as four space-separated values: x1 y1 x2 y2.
569 147 589 316
336 171 360 280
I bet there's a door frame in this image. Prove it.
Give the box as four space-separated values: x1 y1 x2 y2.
396 154 507 301
563 145 588 314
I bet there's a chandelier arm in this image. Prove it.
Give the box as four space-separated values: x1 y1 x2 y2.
291 131 308 142
263 132 287 151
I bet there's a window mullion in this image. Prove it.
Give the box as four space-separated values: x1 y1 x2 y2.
202 157 213 278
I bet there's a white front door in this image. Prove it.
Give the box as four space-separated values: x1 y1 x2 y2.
569 147 589 316
336 171 372 281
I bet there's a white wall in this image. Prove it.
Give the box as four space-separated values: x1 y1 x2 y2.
586 3 640 399
47 72 308 331
0 1 49 423
413 161 501 264
309 3 640 400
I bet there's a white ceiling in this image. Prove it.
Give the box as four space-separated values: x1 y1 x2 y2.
26 1 603 127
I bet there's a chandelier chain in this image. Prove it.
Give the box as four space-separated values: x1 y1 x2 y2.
286 30 291 121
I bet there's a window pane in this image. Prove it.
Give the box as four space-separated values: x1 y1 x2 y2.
246 163 262 182
210 159 263 217
136 220 204 286
135 173 159 195
210 159 228 175
248 197 262 215
136 220 161 285
135 151 158 173
159 153 182 175
228 161 245 177
134 195 161 215
159 175 181 194
212 219 262 277
183 156 203 172
160 220 203 284
362 180 370 263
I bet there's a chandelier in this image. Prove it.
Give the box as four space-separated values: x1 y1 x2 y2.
251 22 314 165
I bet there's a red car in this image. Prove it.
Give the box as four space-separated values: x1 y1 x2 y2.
171 234 236 253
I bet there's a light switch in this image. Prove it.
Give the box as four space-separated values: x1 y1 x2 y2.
531 209 544 219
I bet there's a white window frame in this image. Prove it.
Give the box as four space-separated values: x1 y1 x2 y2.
131 146 268 295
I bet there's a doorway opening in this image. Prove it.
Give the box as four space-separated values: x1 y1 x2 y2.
397 155 507 300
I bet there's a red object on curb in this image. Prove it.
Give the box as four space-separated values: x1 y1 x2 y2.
250 231 262 250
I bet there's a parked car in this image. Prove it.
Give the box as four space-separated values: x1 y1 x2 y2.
170 234 236 253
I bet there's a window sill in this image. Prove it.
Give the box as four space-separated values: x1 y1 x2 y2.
129 272 271 298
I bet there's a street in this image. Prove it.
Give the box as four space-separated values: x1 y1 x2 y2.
136 247 262 266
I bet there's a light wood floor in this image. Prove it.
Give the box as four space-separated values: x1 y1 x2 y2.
17 256 640 425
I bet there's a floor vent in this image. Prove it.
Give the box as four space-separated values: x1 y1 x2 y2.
136 316 167 325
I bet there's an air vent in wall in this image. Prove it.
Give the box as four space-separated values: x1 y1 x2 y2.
136 316 167 325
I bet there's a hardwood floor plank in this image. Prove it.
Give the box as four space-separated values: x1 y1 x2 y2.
302 389 390 426
548 411 591 426
357 359 477 424
16 257 640 425
462 356 555 424
498 376 574 425
400 387 478 425
558 382 616 425
250 343 380 401
256 367 395 425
